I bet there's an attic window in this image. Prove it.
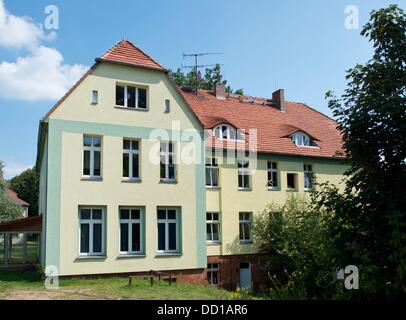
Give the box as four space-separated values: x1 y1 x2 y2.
291 131 315 147
213 124 244 141
91 90 98 105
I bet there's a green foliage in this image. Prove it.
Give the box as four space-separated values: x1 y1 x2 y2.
0 160 22 222
9 167 39 215
320 4 406 299
168 64 243 94
254 196 339 299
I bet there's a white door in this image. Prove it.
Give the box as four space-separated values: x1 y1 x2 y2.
239 262 251 289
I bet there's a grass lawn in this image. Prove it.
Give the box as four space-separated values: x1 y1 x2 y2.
0 270 254 300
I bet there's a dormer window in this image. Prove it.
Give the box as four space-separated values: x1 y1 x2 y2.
213 124 244 140
291 131 313 147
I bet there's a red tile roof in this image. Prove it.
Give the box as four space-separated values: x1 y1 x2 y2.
97 39 166 71
180 89 345 159
6 187 29 206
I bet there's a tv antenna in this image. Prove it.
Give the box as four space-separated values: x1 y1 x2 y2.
182 52 223 94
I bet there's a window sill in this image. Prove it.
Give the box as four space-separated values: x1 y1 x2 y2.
155 252 182 257
304 188 314 192
159 179 178 184
239 241 253 245
117 254 146 259
238 187 252 191
207 241 221 246
206 186 220 190
295 145 320 149
81 177 103 182
268 187 281 191
121 178 142 183
75 255 106 261
114 105 149 112
286 188 298 192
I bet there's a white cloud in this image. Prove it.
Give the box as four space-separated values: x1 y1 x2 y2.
0 0 88 101
3 161 32 179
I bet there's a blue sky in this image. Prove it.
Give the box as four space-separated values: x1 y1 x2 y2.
0 0 404 178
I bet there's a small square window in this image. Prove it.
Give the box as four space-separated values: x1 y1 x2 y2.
287 173 297 189
91 90 98 104
165 99 170 113
131 210 140 220
120 209 130 220
80 209 91 220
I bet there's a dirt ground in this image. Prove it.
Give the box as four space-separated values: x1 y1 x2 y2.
3 288 116 300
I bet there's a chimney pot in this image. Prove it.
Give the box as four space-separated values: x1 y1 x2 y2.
272 89 285 112
215 83 226 100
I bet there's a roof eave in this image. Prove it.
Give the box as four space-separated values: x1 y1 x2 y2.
95 58 168 73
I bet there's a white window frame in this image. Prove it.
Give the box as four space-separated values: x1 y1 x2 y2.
213 124 244 141
160 141 176 182
238 160 250 190
207 263 220 285
304 164 314 190
267 161 279 189
122 139 140 180
79 207 105 256
205 158 219 187
116 84 148 110
83 135 102 179
291 131 311 147
239 212 252 243
206 212 221 243
157 208 180 253
119 207 143 255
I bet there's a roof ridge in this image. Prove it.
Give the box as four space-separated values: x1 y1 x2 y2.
123 39 166 70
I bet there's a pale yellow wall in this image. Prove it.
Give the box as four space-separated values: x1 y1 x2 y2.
205 154 348 256
50 62 200 130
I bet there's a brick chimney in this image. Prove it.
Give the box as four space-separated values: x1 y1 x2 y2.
272 89 285 112
215 83 226 100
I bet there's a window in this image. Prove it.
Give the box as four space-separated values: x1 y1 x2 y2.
267 161 279 188
164 99 170 113
116 84 147 109
205 158 219 187
238 160 250 189
206 212 220 242
213 124 244 140
157 208 179 253
291 131 314 147
119 208 143 255
91 90 98 104
207 263 220 285
83 135 102 178
304 164 314 190
160 142 176 182
239 212 252 242
79 208 104 256
123 139 140 180
287 173 297 190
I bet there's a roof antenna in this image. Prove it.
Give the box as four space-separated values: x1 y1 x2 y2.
182 52 222 94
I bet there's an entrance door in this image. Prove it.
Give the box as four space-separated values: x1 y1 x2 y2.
239 262 251 289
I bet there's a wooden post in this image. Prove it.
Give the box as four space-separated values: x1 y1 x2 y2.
169 275 172 286
22 233 27 264
150 276 154 287
128 277 132 286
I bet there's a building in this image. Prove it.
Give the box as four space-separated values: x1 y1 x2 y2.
35 39 347 288
5 187 29 218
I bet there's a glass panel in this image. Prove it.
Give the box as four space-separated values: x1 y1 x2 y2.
123 139 131 150
80 224 90 253
239 223 244 240
93 137 101 147
80 209 91 220
131 210 140 220
83 136 92 147
168 210 176 220
120 209 130 220
211 168 218 186
92 209 102 220
157 210 166 220
93 224 102 253
243 223 250 240
239 212 244 220
127 86 136 108
131 140 139 150
158 223 166 250
206 224 212 241
123 153 129 178
94 151 101 176
206 212 212 220
168 223 177 250
116 85 125 106
138 88 147 109
132 154 139 178
213 213 219 221
168 164 175 180
26 233 39 263
212 224 219 241
83 150 90 176
160 160 166 179
205 168 211 186
131 223 141 252
238 174 243 188
120 223 128 252
287 174 295 189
